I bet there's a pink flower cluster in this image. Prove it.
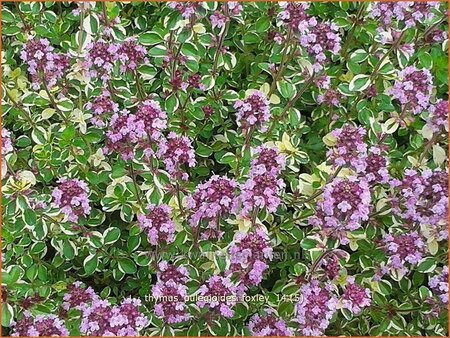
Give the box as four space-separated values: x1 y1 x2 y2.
250 146 285 176
309 176 371 244
210 2 243 29
84 40 119 82
20 37 70 90
80 298 148 336
426 99 448 133
370 2 439 29
152 261 190 324
62 281 97 311
383 232 426 274
85 38 148 82
186 175 237 228
2 128 13 155
391 168 448 240
197 275 239 318
295 280 338 336
234 91 271 134
134 100 168 144
85 91 119 128
137 204 176 246
248 308 293 336
157 132 196 180
365 147 390 184
11 312 69 337
228 229 273 289
341 277 371 314
278 3 311 31
389 65 433 114
317 89 342 107
52 178 91 222
104 100 167 160
327 124 368 173
321 254 341 281
238 146 285 217
168 1 202 19
429 266 449 305
299 21 342 71
117 37 149 73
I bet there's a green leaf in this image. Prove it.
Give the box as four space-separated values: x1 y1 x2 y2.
349 74 371 92
83 254 98 275
118 258 137 274
103 227 121 245
139 32 163 45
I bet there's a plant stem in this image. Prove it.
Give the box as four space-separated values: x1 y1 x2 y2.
129 162 143 208
4 89 35 127
266 73 316 137
268 27 294 98
307 249 332 281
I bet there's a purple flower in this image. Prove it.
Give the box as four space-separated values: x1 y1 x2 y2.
426 99 448 133
383 232 426 274
197 275 239 318
84 40 119 82
321 254 341 281
227 229 273 288
370 2 439 29
168 1 201 19
2 128 13 155
186 175 238 230
392 168 448 240
317 89 342 107
80 297 148 336
425 28 448 43
237 146 285 217
389 65 433 114
250 145 285 177
21 37 70 90
210 10 229 29
134 100 168 145
429 266 449 305
234 90 271 133
62 281 97 311
298 21 342 71
341 277 371 314
248 308 293 336
278 3 311 31
117 37 149 73
157 132 196 181
295 280 338 336
137 204 176 246
11 312 69 337
327 124 368 172
104 110 138 160
365 147 390 184
238 173 285 217
152 261 190 324
52 178 91 222
86 91 119 128
309 176 371 244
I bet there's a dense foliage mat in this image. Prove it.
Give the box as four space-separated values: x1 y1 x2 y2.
1 1 449 336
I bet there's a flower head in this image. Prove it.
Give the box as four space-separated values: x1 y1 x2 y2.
309 177 371 244
137 204 176 246
228 229 273 288
248 308 293 336
295 280 338 336
389 65 433 114
234 90 271 133
341 277 371 314
52 178 90 222
12 313 69 337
